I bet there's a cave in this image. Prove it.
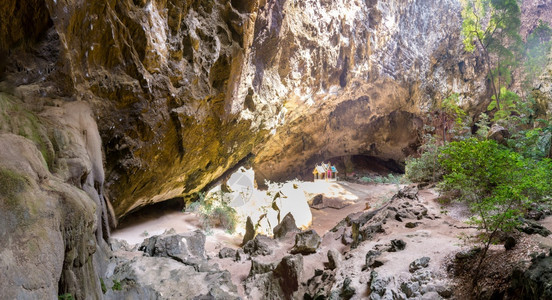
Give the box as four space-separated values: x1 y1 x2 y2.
1 0 552 299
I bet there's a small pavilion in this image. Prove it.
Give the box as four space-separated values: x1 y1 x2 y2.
313 162 338 181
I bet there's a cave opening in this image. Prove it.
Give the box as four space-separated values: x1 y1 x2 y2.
305 154 404 181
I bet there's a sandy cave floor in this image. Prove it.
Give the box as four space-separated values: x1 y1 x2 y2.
111 181 552 298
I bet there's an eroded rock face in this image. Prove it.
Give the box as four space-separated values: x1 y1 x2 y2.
1 0 551 217
0 0 480 217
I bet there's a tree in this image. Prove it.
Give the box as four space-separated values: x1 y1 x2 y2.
461 0 522 110
439 138 552 285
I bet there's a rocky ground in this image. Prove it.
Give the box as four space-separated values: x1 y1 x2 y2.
107 182 552 299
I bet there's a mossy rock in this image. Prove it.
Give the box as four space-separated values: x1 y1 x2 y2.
0 168 28 201
0 93 54 169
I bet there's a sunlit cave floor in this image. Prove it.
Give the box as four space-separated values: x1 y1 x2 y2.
111 181 401 249
110 182 552 299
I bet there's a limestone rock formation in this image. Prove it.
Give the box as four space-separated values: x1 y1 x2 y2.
0 99 109 299
0 0 488 218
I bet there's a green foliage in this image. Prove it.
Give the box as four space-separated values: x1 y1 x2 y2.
475 113 491 138
359 174 405 184
112 279 122 291
100 278 107 294
439 138 552 239
187 191 239 234
58 294 74 300
509 125 552 160
405 136 444 183
461 0 522 110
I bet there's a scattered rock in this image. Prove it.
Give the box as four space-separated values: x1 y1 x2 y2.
242 216 256 246
341 228 354 245
397 186 419 200
504 236 516 250
249 259 276 277
327 249 341 270
234 249 246 262
390 239 407 252
243 235 274 256
409 257 431 273
291 230 321 254
218 247 237 259
273 212 300 239
139 230 207 267
421 291 442 300
400 281 420 298
107 256 239 299
455 247 481 260
405 222 419 228
487 124 510 145
340 277 356 299
364 250 382 270
369 271 389 297
110 238 132 252
511 254 552 300
518 219 551 237
274 255 303 298
309 194 324 206
434 284 453 298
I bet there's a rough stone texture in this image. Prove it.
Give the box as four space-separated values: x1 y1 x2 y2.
242 216 256 246
487 124 510 146
218 247 237 259
1 0 551 219
273 212 300 239
138 230 207 267
245 254 303 300
106 256 240 300
511 254 552 300
243 234 275 256
0 95 110 299
410 257 431 273
291 229 321 254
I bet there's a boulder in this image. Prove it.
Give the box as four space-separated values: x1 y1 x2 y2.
273 212 300 239
242 216 256 246
249 259 276 277
400 281 420 298
487 124 510 145
364 250 382 270
409 257 431 273
397 186 419 200
518 219 551 237
504 236 516 250
390 239 407 252
340 277 356 299
274 254 304 297
139 230 207 266
327 249 341 270
511 255 552 300
106 256 239 299
218 247 237 259
291 230 321 254
243 235 275 256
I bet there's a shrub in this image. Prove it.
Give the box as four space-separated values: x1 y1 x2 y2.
112 279 122 291
438 138 552 279
405 141 444 183
187 191 239 234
